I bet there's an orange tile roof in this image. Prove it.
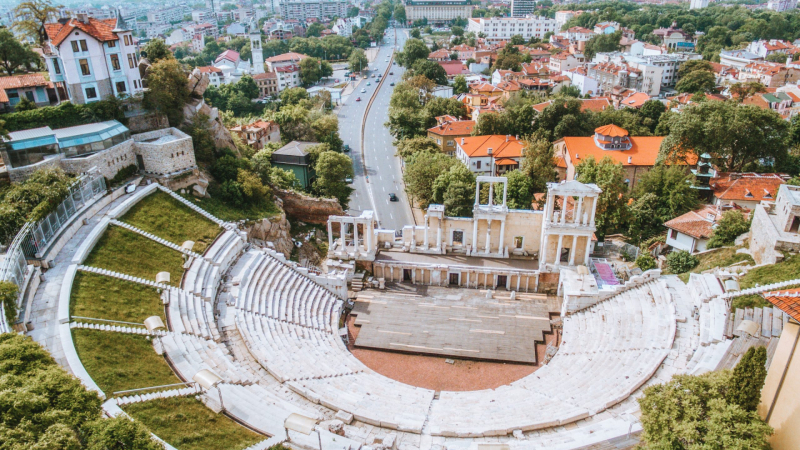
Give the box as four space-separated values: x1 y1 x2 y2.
494 158 519 165
663 205 726 239
266 52 309 62
253 71 277 79
710 173 786 202
45 17 119 47
459 135 524 158
0 73 50 90
532 98 610 113
559 135 677 167
762 288 800 322
595 124 628 137
621 92 650 108
196 66 223 74
428 120 475 136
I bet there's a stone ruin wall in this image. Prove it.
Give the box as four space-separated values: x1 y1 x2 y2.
273 188 344 225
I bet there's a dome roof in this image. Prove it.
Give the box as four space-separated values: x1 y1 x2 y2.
594 124 629 137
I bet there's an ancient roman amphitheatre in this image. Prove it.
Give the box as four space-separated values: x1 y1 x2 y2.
19 179 740 450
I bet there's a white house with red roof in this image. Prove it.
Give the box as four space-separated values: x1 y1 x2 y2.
212 49 252 84
43 13 143 104
455 134 525 176
265 52 309 72
195 66 224 88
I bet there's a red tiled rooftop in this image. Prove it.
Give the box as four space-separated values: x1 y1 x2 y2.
45 17 119 47
762 288 800 323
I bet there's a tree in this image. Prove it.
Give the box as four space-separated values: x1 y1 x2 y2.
12 0 62 46
0 281 19 325
0 29 40 76
666 250 699 273
677 60 714 80
730 81 767 102
636 253 657 271
584 31 621 60
676 69 716 94
707 210 750 248
85 417 162 450
398 38 430 68
521 134 558 204
14 97 37 112
396 137 440 158
348 48 368 73
503 170 534 209
628 165 699 243
306 22 324 38
300 57 323 85
404 151 459 207
142 59 189 127
431 163 476 216
314 151 354 207
576 156 628 238
410 59 448 85
472 113 512 136
638 371 772 449
727 346 768 413
452 26 465 37
766 51 788 63
141 39 173 63
394 5 406 24
423 97 467 128
638 100 666 133
280 87 310 106
453 75 469 95
659 101 790 172
493 43 522 71
409 28 421 38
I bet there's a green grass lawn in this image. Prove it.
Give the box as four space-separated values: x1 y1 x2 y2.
73 329 180 395
120 191 221 253
70 271 165 324
677 247 755 283
739 253 800 289
181 184 280 222
84 227 185 286
123 397 265 450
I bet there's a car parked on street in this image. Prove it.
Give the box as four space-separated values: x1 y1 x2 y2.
389 193 398 202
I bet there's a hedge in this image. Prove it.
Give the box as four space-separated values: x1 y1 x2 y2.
2 98 127 132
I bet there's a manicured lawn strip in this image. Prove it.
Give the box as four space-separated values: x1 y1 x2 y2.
739 253 800 289
73 329 180 395
83 227 185 286
180 187 280 222
120 190 221 253
70 271 165 324
123 397 265 450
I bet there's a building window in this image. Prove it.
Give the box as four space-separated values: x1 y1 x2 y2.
127 54 135 69
79 59 91 76
116 81 126 93
476 160 481 169
108 40 116 48
71 41 78 52
85 87 97 99
53 59 61 74
79 39 88 51
670 229 678 240
110 54 120 71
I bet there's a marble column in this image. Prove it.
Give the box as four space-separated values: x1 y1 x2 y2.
423 214 429 248
472 219 479 253
556 234 564 266
354 223 359 253
585 236 593 265
327 220 333 250
499 219 506 256
575 196 583 225
339 221 345 250
485 219 492 254
569 235 577 265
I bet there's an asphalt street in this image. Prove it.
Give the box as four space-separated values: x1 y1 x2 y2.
337 28 415 232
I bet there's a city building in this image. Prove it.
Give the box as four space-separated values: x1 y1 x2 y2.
251 32 264 74
275 64 302 91
596 51 701 89
43 14 143 104
253 72 278 97
555 10 585 30
212 50 252 84
652 23 695 52
586 61 662 97
195 66 224 87
405 0 473 25
146 5 187 24
271 141 318 188
280 0 348 22
455 134 524 176
230 120 281 150
548 52 585 73
690 0 709 9
664 205 732 253
719 50 763 69
510 0 536 18
0 73 63 111
709 173 788 210
768 0 798 12
738 62 800 88
745 40 798 59
750 184 800 265
427 116 475 155
265 52 310 72
467 16 558 44
553 124 696 190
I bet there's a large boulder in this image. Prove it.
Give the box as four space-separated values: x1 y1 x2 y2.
181 70 238 154
187 68 210 98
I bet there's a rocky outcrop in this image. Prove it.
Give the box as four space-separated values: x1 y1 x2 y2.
274 189 344 224
246 213 293 258
181 69 238 155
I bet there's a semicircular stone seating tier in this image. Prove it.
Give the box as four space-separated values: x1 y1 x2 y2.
168 242 678 437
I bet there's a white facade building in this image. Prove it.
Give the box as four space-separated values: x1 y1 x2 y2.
467 16 558 44
43 14 143 104
280 0 348 21
146 5 187 24
510 0 536 18
690 0 709 9
251 33 264 74
768 0 798 12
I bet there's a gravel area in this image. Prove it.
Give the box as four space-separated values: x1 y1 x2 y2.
347 316 558 391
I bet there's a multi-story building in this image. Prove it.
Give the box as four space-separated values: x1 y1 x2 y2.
652 22 695 52
230 120 281 150
554 10 584 31
405 0 473 25
266 52 309 72
147 5 187 24
183 23 219 40
280 0 348 21
738 62 800 88
427 116 475 155
690 0 709 9
253 72 279 97
587 61 662 97
196 66 224 87
510 0 536 18
768 0 798 12
719 49 763 69
467 16 558 44
746 40 797 59
548 52 584 73
596 51 700 89
275 64 301 91
43 14 143 104
455 134 524 176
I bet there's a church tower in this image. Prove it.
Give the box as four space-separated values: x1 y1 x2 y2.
250 32 264 74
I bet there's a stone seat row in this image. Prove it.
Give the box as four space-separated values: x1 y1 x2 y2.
109 219 202 259
70 321 166 336
424 281 676 438
233 250 340 333
165 288 220 342
78 265 170 290
156 184 232 230
235 311 362 383
183 230 245 302
114 384 203 405
159 331 258 385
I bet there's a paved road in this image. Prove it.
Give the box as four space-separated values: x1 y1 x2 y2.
338 28 414 232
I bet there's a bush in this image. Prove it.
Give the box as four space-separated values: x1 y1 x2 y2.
635 254 657 271
219 179 244 207
0 167 74 244
1 98 127 132
727 346 768 412
666 250 699 273
0 281 19 325
708 211 751 248
108 164 139 186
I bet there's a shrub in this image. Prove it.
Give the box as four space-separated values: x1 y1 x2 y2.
635 254 657 271
666 250 699 273
108 164 139 186
0 167 74 244
0 281 19 325
727 346 768 412
1 98 127 131
219 180 244 207
708 210 751 248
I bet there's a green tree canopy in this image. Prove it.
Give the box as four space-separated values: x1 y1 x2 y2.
0 28 41 76
707 210 751 248
503 170 535 209
584 31 621 60
141 38 173 63
300 57 323 86
410 59 448 85
404 151 460 207
348 48 369 73
453 75 469 95
12 0 61 45
431 163 476 216
575 156 629 238
628 165 699 244
313 151 354 207
727 346 768 413
398 38 430 67
396 136 441 158
143 59 189 127
521 133 558 206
